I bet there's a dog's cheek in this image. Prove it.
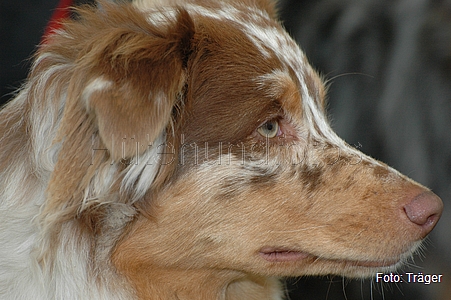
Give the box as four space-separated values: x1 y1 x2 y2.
111 163 270 269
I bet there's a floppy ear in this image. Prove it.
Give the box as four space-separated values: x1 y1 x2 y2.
81 5 195 159
40 4 195 235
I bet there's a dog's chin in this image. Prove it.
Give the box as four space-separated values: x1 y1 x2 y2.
258 245 417 278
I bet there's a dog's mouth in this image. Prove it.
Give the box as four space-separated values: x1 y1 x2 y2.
259 247 310 262
259 247 399 268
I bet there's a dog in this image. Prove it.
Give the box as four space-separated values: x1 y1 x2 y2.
0 0 443 299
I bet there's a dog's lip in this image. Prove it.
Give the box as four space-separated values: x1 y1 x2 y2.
259 247 399 267
259 247 310 262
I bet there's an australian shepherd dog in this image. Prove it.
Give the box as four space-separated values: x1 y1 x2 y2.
0 0 442 299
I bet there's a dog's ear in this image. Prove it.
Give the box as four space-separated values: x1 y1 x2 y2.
79 5 195 160
40 4 195 237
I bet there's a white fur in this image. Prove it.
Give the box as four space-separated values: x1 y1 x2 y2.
0 93 129 300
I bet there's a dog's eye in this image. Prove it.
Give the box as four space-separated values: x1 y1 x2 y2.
257 120 280 138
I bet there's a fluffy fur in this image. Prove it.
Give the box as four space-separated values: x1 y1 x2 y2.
0 0 443 299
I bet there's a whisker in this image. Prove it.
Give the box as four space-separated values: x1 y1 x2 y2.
341 277 349 300
325 278 333 300
325 72 375 84
370 279 374 300
359 278 364 300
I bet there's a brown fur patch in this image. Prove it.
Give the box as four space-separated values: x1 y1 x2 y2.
298 164 324 194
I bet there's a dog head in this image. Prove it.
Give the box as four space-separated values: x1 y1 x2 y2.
30 0 442 295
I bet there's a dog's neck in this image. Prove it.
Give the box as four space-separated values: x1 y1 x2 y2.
117 266 282 300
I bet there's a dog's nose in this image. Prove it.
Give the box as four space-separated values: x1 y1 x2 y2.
403 191 443 237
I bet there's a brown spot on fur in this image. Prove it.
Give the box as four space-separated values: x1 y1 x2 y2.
373 165 392 179
219 177 243 199
218 164 279 199
343 174 356 190
304 69 327 110
298 164 324 193
247 165 279 187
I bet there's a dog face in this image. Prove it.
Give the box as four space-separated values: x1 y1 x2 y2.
13 0 441 298
105 0 441 278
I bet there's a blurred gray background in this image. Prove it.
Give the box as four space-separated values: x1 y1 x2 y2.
280 0 450 299
1 0 449 299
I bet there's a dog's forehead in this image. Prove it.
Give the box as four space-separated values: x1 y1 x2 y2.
182 3 329 140
194 4 324 104
187 2 306 69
